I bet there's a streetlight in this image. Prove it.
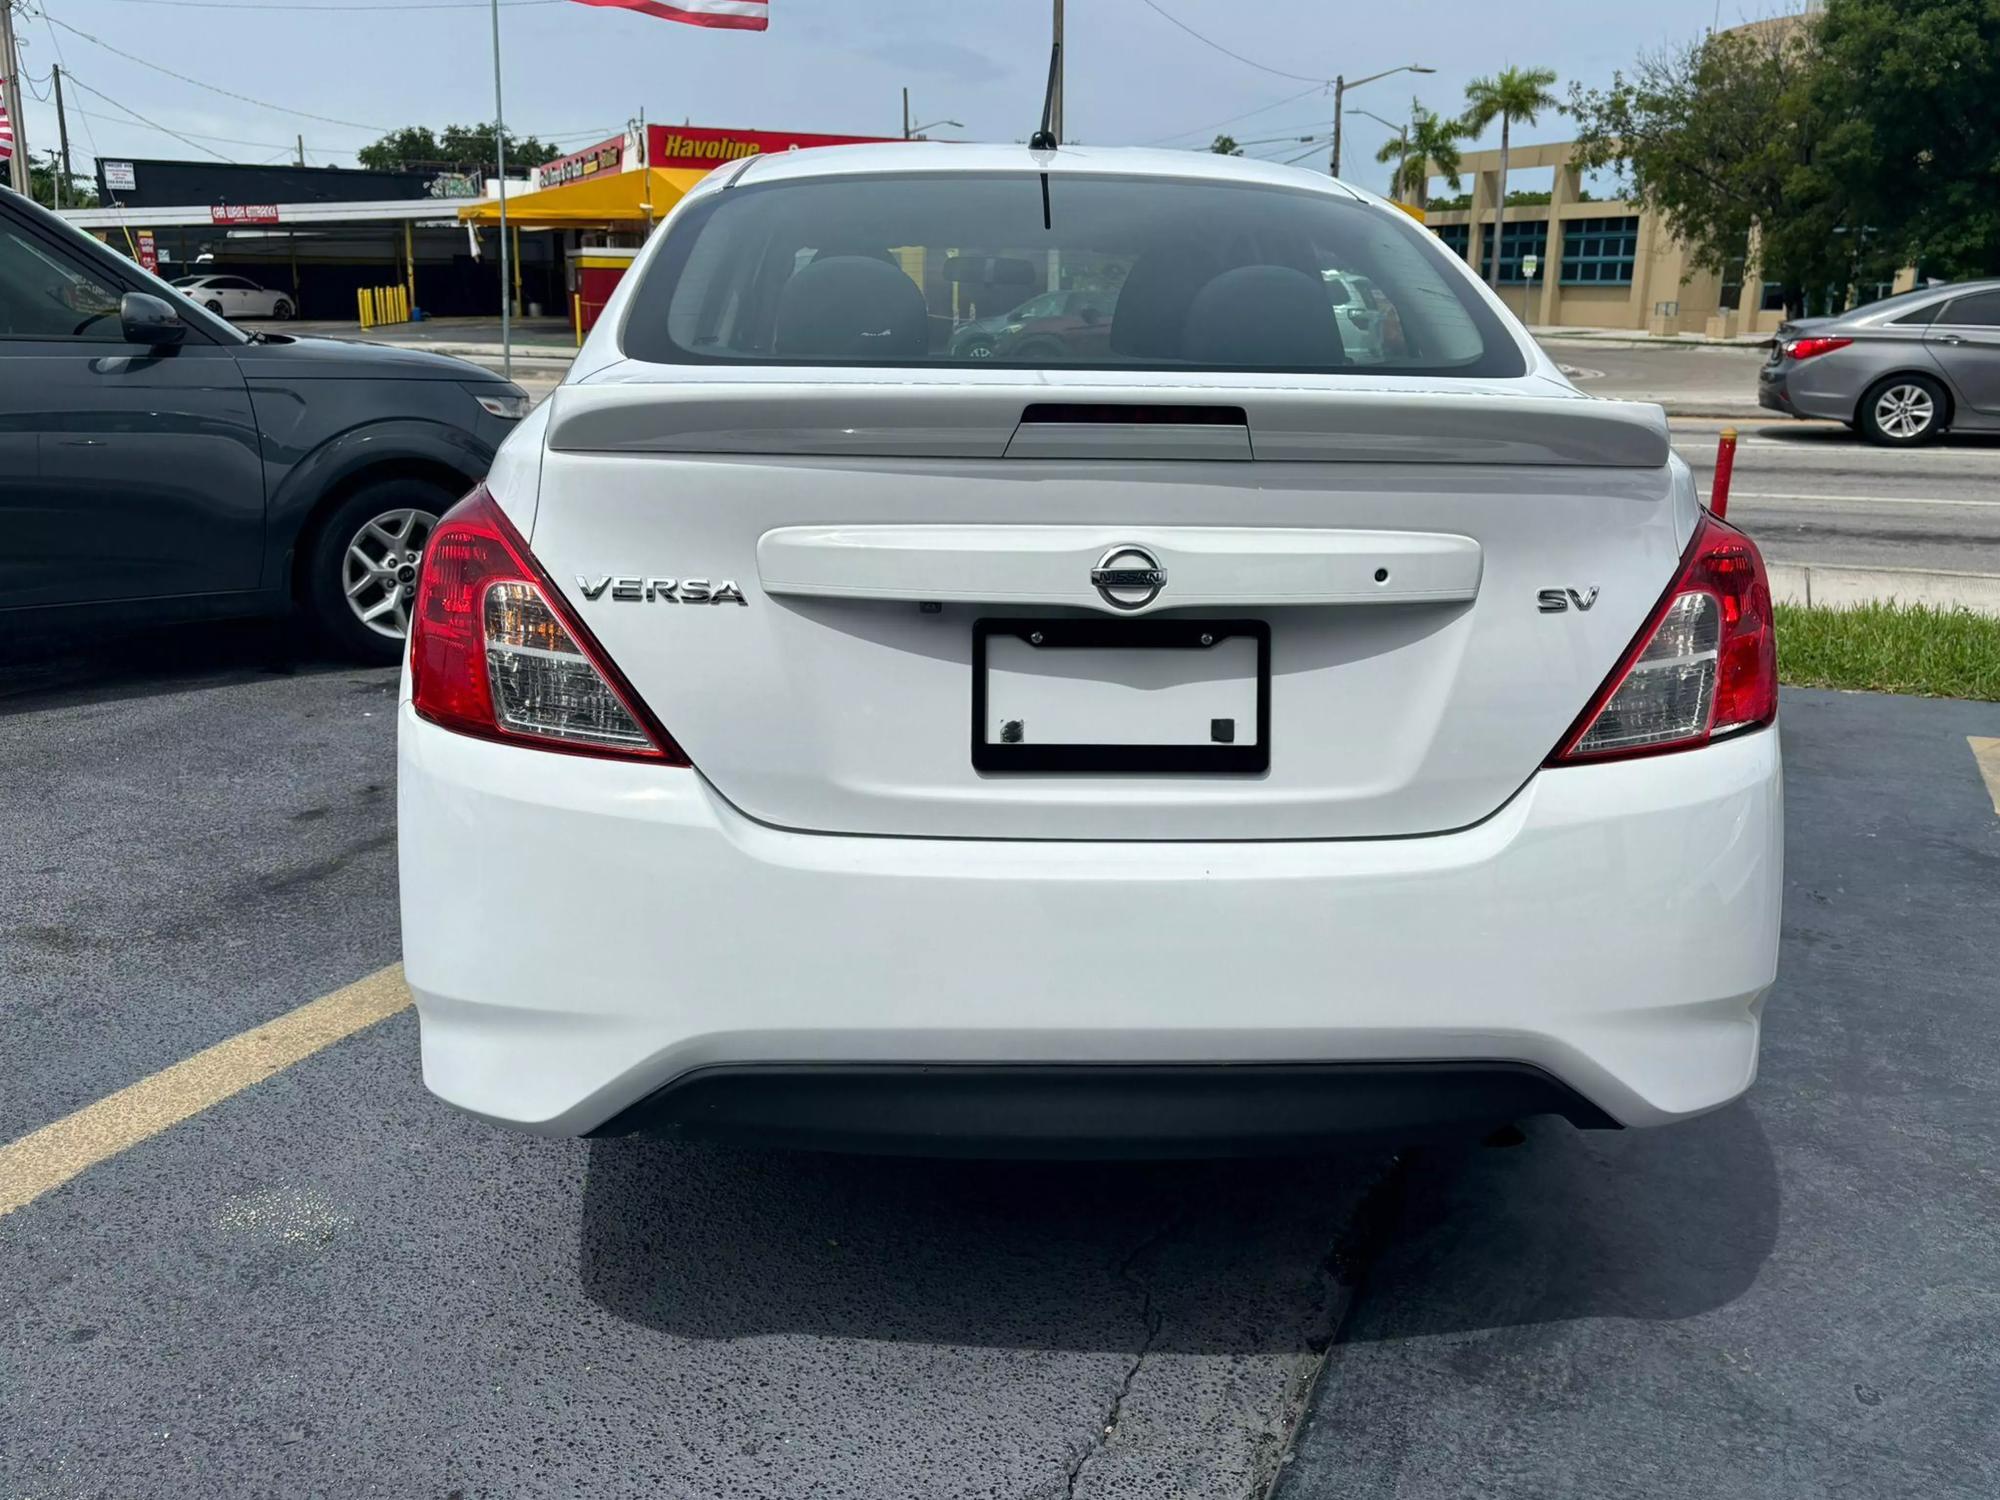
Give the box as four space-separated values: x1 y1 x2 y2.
902 88 964 140
1330 64 1433 179
1348 106 1411 198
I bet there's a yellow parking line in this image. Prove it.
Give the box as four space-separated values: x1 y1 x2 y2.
1973 738 2000 819
0 966 411 1219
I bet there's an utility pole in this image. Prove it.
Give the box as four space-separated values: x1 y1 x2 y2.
1050 0 1063 143
296 134 305 167
1 0 29 197
52 65 72 207
1329 75 1345 179
488 0 511 379
901 86 909 140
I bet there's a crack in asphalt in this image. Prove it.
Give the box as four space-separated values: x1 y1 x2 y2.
1062 1204 1187 1500
1260 1154 1415 1499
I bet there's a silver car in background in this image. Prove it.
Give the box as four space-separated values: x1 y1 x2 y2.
1758 279 2000 445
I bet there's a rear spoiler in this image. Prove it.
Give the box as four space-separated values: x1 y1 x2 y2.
546 384 1671 468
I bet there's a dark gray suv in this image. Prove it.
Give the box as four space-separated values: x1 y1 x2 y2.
0 186 527 662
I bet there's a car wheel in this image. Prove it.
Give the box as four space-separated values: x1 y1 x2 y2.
273 298 295 320
1859 374 1947 446
303 477 452 664
205 299 225 316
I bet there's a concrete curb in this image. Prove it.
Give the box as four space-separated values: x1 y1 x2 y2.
398 341 577 364
1767 561 2000 618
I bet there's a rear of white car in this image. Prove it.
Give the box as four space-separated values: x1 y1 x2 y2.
398 145 1781 1153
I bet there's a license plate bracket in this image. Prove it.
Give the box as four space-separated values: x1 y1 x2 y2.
971 617 1270 774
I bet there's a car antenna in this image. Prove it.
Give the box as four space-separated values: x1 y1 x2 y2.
1029 40 1060 229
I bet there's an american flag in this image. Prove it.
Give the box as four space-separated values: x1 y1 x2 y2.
0 77 14 167
569 0 768 28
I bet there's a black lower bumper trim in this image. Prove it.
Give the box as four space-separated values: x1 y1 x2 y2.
588 1061 1620 1158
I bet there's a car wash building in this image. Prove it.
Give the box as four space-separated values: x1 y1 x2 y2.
456 123 898 332
60 122 897 330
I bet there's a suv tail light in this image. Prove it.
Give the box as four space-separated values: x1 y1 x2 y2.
410 486 688 765
1783 335 1852 361
1549 513 1776 765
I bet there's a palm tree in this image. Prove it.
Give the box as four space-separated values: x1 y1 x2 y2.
1461 66 1560 290
1373 102 1469 212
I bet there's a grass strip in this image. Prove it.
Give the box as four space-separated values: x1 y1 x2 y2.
1775 601 2000 702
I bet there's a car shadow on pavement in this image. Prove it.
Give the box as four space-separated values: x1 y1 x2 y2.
0 618 364 715
576 1102 1777 1352
578 1139 1387 1353
1335 1100 1780 1343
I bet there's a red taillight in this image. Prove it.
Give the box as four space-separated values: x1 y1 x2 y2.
1783 336 1852 361
1549 512 1777 765
409 486 688 765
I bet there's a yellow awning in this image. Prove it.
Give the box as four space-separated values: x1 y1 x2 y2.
457 167 712 228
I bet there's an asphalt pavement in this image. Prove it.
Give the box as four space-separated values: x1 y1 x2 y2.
1278 688 2000 1500
3 636 1997 1498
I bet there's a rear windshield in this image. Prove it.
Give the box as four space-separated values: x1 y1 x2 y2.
621 172 1526 378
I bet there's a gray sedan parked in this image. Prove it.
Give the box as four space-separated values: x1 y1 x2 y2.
1758 279 2000 445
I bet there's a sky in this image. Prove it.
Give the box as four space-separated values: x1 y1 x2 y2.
6 0 1782 198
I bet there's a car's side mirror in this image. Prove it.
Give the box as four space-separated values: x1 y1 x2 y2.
120 292 186 347
1079 305 1103 325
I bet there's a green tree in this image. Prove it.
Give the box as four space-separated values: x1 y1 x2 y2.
25 157 99 212
1811 0 2000 281
1565 19 1866 316
357 123 563 177
1374 102 1468 211
1461 65 1560 289
1209 134 1244 156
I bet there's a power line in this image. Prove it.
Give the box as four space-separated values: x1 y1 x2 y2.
1141 80 1327 146
92 0 561 8
40 11 392 130
66 99 314 152
62 73 235 161
1132 0 1329 85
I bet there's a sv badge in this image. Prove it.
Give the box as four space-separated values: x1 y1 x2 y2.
1537 586 1600 614
579 575 748 606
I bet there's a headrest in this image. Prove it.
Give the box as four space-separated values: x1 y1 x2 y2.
1180 265 1343 367
773 256 928 359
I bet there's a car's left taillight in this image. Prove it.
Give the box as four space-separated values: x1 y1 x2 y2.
409 485 688 765
1548 511 1777 765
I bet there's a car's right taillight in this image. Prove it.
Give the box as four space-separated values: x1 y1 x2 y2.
409 485 688 765
1783 335 1852 361
1548 512 1777 765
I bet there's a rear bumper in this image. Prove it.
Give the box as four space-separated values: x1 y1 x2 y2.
591 1062 1616 1157
398 706 1783 1140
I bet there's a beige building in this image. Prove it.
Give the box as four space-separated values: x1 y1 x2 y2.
1423 139 1794 338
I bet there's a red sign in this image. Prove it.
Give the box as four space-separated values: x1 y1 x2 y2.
210 204 281 226
535 135 626 191
135 230 158 274
645 123 896 171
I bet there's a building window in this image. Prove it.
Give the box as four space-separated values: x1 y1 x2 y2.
1475 220 1549 284
1434 223 1469 261
1560 216 1639 285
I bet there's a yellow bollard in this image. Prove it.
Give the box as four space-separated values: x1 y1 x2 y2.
573 292 583 347
357 288 369 329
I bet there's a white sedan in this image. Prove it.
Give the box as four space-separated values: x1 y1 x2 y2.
397 143 1783 1154
170 273 295 321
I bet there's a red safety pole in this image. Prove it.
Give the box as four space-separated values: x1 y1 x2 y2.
1710 426 1738 519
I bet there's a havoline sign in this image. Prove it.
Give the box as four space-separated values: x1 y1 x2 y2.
645 123 896 170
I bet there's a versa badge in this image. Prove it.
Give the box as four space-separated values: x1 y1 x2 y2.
580 576 748 605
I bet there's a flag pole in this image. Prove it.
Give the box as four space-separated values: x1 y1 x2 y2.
489 0 512 380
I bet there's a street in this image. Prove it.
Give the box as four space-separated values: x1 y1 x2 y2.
3 651 1996 1498
1672 420 2000 575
